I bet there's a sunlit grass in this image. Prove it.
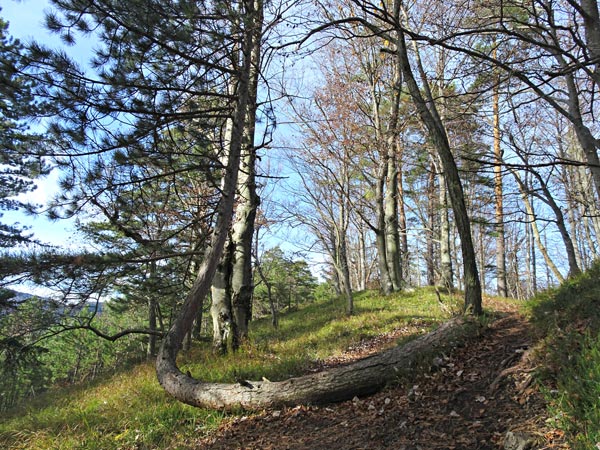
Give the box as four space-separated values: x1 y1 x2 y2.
526 261 600 450
0 363 226 449
0 286 460 449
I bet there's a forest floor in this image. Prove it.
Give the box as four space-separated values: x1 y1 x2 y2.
194 301 567 450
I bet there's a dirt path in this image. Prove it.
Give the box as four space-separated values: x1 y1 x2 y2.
194 311 565 449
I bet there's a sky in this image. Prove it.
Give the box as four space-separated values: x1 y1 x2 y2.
1 1 327 286
3 0 93 248
3 0 49 39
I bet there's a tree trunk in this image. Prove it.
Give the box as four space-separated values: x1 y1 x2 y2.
396 29 482 314
493 77 507 297
253 231 278 329
565 89 600 204
376 164 393 294
530 170 582 278
397 145 409 283
229 159 258 347
156 315 474 409
384 145 402 291
267 282 278 328
438 169 454 290
527 213 538 296
581 0 600 89
478 225 487 294
210 37 239 353
147 296 157 358
509 130 582 278
229 0 262 348
369 52 402 294
193 310 203 340
559 134 585 270
383 55 404 292
336 213 354 315
156 0 254 404
426 164 437 286
329 232 343 296
229 124 258 348
357 225 368 290
546 15 600 202
211 245 234 354
510 169 565 283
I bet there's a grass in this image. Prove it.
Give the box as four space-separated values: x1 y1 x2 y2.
525 260 600 450
0 287 460 450
5 272 598 450
0 364 226 449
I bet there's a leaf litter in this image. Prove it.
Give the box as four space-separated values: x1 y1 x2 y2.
194 304 567 450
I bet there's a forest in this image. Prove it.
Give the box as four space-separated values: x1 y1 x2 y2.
1 0 600 447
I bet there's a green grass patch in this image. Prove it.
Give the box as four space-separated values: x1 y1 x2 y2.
0 287 459 449
526 261 600 449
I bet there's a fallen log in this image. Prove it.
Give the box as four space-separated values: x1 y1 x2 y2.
157 316 481 410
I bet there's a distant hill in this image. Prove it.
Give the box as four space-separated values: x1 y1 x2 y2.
0 288 104 315
0 288 39 312
1 288 36 303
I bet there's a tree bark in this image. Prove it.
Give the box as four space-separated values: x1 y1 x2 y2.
397 143 409 283
368 50 402 294
581 0 600 89
337 233 354 315
336 187 354 315
383 56 404 291
228 0 263 348
376 162 393 294
155 316 474 409
438 169 454 290
426 164 437 286
147 261 158 358
228 160 258 347
156 0 254 403
493 73 507 297
526 211 538 296
210 36 239 353
530 170 582 278
510 168 565 283
509 132 582 278
256 261 278 328
211 244 234 353
384 146 402 291
147 296 158 358
356 224 368 290
545 10 600 202
396 29 482 314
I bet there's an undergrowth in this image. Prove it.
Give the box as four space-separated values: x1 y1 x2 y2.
0 287 459 450
526 261 600 449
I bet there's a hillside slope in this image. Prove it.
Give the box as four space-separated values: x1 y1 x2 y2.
5 273 599 449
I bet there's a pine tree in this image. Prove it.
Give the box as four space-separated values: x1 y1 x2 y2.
0 15 48 247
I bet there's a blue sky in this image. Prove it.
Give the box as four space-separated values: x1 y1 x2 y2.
3 0 95 62
3 0 55 47
2 1 324 278
3 1 85 248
